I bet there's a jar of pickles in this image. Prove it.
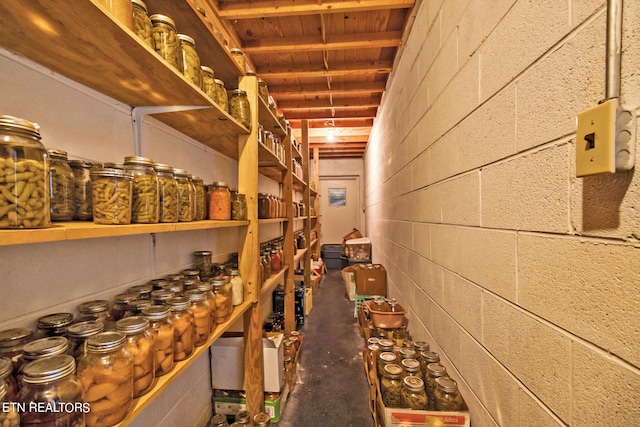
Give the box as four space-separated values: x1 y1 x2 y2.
209 181 230 220
434 376 464 411
178 34 202 88
36 313 74 338
141 305 174 377
420 351 439 384
0 378 19 427
90 167 133 225
401 376 428 410
377 351 398 380
77 331 133 427
96 0 133 31
192 175 206 221
0 116 50 229
131 0 153 47
123 156 159 224
165 297 194 361
229 48 246 73
210 278 232 324
230 190 247 221
68 159 94 220
214 79 228 112
201 66 216 100
228 89 251 130
67 321 104 358
193 250 213 278
425 362 448 410
258 79 269 103
154 163 179 223
401 358 423 382
150 14 181 71
115 317 155 398
19 355 84 427
380 364 403 407
111 293 138 321
174 168 194 222
229 268 244 306
184 290 212 347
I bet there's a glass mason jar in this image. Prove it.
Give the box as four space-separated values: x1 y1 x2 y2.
165 297 194 361
77 331 133 427
193 250 213 279
18 355 84 427
192 175 206 221
214 79 228 112
141 305 175 377
258 193 270 219
270 249 281 273
111 293 138 321
377 351 397 380
234 409 251 424
425 362 448 410
252 412 271 427
123 156 159 224
366 344 379 377
36 313 74 338
128 300 152 317
0 115 50 229
201 66 216 101
258 79 269 103
0 328 33 376
68 159 95 220
115 317 155 398
209 414 229 427
208 181 231 220
67 321 104 359
18 336 69 390
96 0 133 31
378 338 395 353
434 376 464 411
401 358 423 382
154 163 179 223
380 363 403 408
131 0 153 48
229 268 244 306
0 357 19 402
261 251 271 280
230 190 247 221
151 289 174 305
90 167 133 225
401 376 428 410
229 48 246 73
78 300 112 326
184 290 212 347
400 347 417 361
228 89 251 130
174 168 194 222
178 34 202 88
128 283 154 300
150 14 181 71
0 378 20 427
210 278 232 325
420 351 440 384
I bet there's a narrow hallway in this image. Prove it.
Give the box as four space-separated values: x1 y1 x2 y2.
276 269 373 426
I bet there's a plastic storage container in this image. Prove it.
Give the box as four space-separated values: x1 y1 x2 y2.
345 237 371 261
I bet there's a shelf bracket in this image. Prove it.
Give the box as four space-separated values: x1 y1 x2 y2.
131 105 212 156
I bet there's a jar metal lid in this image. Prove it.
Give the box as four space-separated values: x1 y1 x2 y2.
403 375 424 391
400 348 416 359
194 282 212 292
379 351 396 362
229 89 247 96
172 168 190 177
149 13 177 29
0 115 41 139
68 159 97 168
67 321 104 338
213 78 225 86
0 327 33 348
151 289 174 301
235 409 251 422
131 0 148 12
141 305 170 320
22 354 76 384
114 293 138 305
129 283 154 295
182 268 200 277
212 181 228 188
177 34 196 45
194 250 212 256
166 296 191 310
129 300 152 313
210 414 229 427
436 376 458 393
102 162 124 169
167 273 185 282
401 358 420 371
414 341 430 352
378 338 394 349
90 168 133 179
86 331 126 352
153 163 175 173
47 148 68 159
0 357 12 378
201 66 214 75
36 312 74 330
149 279 170 290
422 351 440 363
427 362 447 377
116 316 150 334
78 300 110 314
252 412 271 426
124 155 154 166
230 48 244 55
184 289 207 302
383 363 403 376
23 336 69 359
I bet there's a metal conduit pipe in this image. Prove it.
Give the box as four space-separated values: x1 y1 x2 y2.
605 0 623 100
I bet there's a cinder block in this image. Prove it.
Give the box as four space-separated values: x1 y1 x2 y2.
427 31 459 105
442 271 482 340
428 131 459 184
430 224 460 272
412 222 431 258
457 0 514 63
440 171 481 226
418 257 444 306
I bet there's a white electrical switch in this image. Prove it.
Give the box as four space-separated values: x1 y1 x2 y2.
576 99 636 177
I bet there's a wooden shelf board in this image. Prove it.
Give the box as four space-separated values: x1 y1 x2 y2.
116 300 253 427
258 142 287 182
261 266 289 296
258 97 286 138
294 247 308 264
0 220 249 246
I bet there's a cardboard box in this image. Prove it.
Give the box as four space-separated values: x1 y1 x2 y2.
213 388 286 424
354 264 387 296
304 287 313 315
342 266 356 301
342 228 363 246
210 334 285 392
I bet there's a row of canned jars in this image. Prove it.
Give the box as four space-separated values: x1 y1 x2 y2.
130 3 252 130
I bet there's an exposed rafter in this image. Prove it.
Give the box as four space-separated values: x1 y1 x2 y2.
242 31 402 53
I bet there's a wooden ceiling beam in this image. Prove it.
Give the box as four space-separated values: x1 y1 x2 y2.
217 0 415 19
269 81 386 98
289 118 374 128
256 60 393 78
282 108 377 120
310 140 368 147
242 31 402 53
278 97 381 110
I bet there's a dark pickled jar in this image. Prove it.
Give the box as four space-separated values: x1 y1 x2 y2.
67 321 104 358
36 313 74 337
401 376 428 410
151 289 174 305
47 149 74 221
0 378 20 426
128 299 152 316
193 250 213 278
68 159 95 220
0 115 50 229
22 337 69 363
230 190 247 220
425 362 448 410
0 357 18 402
18 355 84 427
174 168 194 222
78 300 112 326
111 293 138 321
258 193 270 219
128 283 154 300
380 364 403 408
0 328 33 375
434 376 464 411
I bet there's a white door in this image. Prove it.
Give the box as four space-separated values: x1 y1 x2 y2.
320 176 361 244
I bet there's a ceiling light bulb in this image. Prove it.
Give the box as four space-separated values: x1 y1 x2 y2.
327 129 336 142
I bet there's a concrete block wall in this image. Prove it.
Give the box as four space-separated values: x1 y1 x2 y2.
365 0 640 425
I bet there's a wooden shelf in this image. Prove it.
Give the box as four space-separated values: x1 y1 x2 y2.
0 220 249 246
261 266 289 296
116 300 253 427
0 0 249 160
294 247 308 264
258 96 286 138
258 218 287 225
258 142 287 182
293 174 306 191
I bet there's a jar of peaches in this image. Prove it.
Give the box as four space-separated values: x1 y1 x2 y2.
165 297 194 361
184 289 212 347
115 317 155 398
141 305 175 377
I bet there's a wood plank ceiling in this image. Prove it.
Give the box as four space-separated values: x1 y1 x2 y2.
207 0 416 159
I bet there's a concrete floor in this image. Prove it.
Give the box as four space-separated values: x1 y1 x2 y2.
275 269 374 427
